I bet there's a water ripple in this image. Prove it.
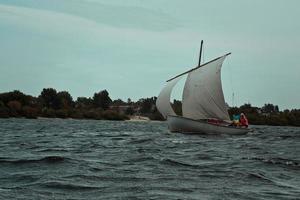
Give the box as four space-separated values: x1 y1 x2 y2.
0 118 299 199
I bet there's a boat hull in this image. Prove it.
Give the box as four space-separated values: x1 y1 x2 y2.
167 115 250 135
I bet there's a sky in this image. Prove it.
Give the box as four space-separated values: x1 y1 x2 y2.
0 0 299 109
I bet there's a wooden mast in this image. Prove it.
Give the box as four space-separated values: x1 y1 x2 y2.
198 40 203 66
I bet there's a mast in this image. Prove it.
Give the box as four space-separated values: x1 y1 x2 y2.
198 40 203 66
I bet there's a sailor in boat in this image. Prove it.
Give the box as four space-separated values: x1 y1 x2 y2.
229 113 248 128
232 114 240 127
239 113 249 128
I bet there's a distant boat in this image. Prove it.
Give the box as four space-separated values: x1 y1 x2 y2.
156 41 250 135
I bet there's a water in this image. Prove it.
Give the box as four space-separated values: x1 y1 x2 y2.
0 118 299 200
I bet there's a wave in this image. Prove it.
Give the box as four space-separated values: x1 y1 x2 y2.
36 126 46 133
247 157 300 168
63 174 147 182
43 181 103 191
123 156 155 163
149 186 194 193
247 172 275 183
128 138 154 144
195 153 214 160
37 148 70 153
0 156 66 164
160 158 199 168
278 134 300 139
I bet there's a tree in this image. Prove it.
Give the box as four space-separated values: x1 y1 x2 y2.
262 103 279 113
139 97 156 114
76 97 93 109
0 101 4 107
22 106 38 119
7 100 22 111
239 103 259 114
125 106 135 115
57 91 74 109
39 88 60 109
93 90 112 110
112 99 126 106
0 90 31 105
7 100 22 116
0 106 9 118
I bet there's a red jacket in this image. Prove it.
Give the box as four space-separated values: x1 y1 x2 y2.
240 116 249 127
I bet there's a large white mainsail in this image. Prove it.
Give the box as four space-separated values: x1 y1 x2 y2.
182 55 230 120
156 77 181 119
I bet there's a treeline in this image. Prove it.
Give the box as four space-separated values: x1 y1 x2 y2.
0 89 299 126
0 89 163 121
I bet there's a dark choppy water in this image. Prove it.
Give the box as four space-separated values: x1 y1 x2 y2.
0 118 299 200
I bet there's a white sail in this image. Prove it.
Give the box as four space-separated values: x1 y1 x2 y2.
156 77 181 119
182 56 230 120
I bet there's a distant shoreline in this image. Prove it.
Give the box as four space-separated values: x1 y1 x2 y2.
0 89 299 127
0 115 155 122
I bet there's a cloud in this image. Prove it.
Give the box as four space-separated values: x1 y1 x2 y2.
0 0 181 31
0 4 198 50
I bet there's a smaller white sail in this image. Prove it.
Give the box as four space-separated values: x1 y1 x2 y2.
156 77 181 119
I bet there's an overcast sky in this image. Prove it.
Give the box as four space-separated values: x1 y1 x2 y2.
0 0 299 109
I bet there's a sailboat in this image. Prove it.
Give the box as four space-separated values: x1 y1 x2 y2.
156 41 250 135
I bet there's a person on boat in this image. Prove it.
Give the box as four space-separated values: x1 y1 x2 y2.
239 113 249 128
231 114 240 127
